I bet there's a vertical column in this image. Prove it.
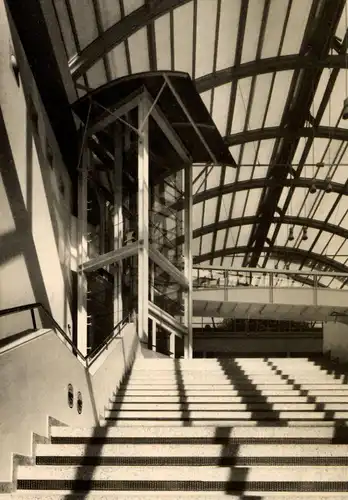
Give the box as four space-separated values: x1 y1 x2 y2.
184 162 193 358
99 193 106 255
77 147 89 356
150 261 157 351
114 125 123 325
169 332 176 358
137 95 150 343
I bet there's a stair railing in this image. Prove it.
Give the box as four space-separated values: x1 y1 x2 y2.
0 302 132 367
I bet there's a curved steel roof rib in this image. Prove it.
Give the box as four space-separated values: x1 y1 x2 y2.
48 0 348 288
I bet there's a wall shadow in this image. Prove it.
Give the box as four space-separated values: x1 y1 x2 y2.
0 104 51 315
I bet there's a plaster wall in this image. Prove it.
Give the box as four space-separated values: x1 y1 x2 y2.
0 323 139 484
0 3 73 338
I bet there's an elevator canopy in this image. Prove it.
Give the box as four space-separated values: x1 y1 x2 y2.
32 0 348 288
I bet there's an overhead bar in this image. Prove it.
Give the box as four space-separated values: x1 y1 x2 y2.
143 89 192 164
139 81 166 133
80 241 139 272
149 246 189 289
87 90 142 136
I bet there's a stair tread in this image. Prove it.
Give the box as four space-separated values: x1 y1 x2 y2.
99 419 348 427
12 356 348 495
111 396 348 402
16 465 348 481
106 403 348 410
50 425 347 438
35 443 348 457
10 494 348 499
104 410 348 419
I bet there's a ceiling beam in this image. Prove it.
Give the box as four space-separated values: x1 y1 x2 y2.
195 54 348 92
225 125 348 147
267 31 348 270
193 245 348 276
168 177 347 210
243 0 346 268
173 215 348 246
69 0 190 79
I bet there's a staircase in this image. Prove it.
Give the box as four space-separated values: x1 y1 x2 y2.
5 356 348 498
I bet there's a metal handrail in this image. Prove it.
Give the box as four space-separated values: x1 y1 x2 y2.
0 302 132 365
86 312 132 364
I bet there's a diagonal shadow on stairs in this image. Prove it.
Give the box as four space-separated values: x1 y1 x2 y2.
174 358 191 426
218 357 284 426
214 357 283 497
266 358 342 423
298 356 348 443
266 358 348 448
310 355 348 385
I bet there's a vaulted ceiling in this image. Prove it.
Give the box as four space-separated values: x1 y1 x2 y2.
13 0 348 288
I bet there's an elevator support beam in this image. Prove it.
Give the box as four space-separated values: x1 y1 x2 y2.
113 126 123 325
137 96 150 344
184 162 193 358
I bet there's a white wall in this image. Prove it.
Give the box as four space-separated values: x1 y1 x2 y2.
0 323 139 484
0 3 73 339
323 321 348 362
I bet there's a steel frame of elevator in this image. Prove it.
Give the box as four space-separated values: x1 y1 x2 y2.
76 83 194 358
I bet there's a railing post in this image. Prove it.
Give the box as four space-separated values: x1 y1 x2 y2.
170 331 175 358
30 308 37 330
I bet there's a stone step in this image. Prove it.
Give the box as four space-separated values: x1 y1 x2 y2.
99 419 347 427
131 370 343 380
16 464 348 487
104 409 348 420
131 361 320 371
35 443 348 458
122 383 348 390
131 366 326 373
130 368 327 374
127 375 343 382
50 424 348 441
106 402 348 411
126 380 345 387
114 389 348 396
111 395 348 403
9 493 348 499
